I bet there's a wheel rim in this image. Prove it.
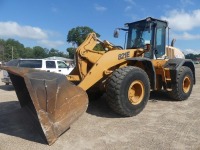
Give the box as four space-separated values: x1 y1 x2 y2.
128 80 144 105
183 76 191 93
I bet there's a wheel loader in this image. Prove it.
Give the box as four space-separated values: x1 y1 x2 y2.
1 17 195 145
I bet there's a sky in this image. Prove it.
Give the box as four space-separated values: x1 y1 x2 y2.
0 0 200 54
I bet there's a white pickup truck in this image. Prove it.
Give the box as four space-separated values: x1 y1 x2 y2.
1 59 74 85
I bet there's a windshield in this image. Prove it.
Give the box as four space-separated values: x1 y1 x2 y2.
127 21 152 49
127 20 166 59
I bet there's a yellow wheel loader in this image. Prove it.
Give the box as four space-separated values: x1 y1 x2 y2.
2 17 195 145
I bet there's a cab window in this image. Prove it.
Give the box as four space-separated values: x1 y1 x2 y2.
155 27 165 58
19 60 42 68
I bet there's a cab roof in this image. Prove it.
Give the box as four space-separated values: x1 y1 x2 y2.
125 17 168 27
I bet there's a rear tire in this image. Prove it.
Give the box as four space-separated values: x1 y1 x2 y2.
106 66 150 116
168 66 193 100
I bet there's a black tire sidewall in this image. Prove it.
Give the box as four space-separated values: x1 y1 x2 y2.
177 67 193 100
119 69 150 115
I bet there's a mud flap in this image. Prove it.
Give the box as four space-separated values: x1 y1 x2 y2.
3 67 88 145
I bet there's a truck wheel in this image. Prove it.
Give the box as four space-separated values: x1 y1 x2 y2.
168 66 194 100
106 66 150 117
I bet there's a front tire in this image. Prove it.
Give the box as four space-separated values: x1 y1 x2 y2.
106 66 150 116
168 66 194 100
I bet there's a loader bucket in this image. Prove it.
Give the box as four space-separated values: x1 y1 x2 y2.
2 66 88 145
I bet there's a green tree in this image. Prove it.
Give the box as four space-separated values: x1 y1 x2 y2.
0 39 5 62
0 38 68 60
24 47 34 58
185 53 196 60
48 48 60 57
57 51 67 58
67 26 100 46
48 48 67 58
33 46 47 58
93 44 104 51
66 47 75 59
49 48 57 56
3 39 25 61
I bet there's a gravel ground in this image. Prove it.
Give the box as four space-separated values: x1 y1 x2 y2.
0 65 200 150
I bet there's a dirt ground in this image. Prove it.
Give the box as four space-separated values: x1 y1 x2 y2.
0 65 200 150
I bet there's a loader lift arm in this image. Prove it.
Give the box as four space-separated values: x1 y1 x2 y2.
67 33 146 91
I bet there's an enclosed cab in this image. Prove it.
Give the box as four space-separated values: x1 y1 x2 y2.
126 17 167 59
116 17 185 59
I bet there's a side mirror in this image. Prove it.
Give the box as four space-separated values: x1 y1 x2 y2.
113 29 119 38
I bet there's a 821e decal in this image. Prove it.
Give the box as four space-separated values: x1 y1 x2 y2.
118 52 130 60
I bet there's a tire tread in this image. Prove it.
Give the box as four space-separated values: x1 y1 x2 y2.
106 66 150 116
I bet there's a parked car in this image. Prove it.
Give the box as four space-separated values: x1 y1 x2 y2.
1 59 74 85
